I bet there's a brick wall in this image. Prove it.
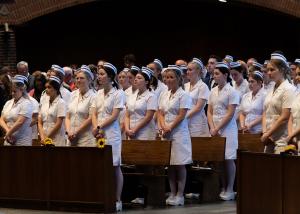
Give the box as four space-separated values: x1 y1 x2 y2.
0 26 16 69
0 0 299 26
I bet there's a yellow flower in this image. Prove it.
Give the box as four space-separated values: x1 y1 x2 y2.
44 137 54 146
96 129 106 149
97 137 106 149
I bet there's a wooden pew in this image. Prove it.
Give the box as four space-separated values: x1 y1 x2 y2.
189 137 226 202
238 133 264 152
121 140 171 206
0 146 115 213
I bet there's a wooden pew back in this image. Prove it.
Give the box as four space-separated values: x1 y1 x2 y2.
238 133 264 152
122 140 171 165
191 137 226 162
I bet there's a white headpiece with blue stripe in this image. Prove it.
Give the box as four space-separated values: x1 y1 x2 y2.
294 59 300 65
49 75 61 84
167 65 183 75
229 61 241 69
253 62 263 69
153 59 163 70
12 75 28 84
141 67 152 79
130 65 140 72
104 62 117 75
253 71 263 80
216 62 230 70
51 64 65 76
192 58 204 70
225 55 233 63
80 65 94 80
271 53 288 65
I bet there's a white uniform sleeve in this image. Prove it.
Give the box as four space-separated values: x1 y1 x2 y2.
158 90 167 110
1 100 10 117
89 94 96 116
207 89 214 105
147 94 158 111
57 99 66 118
239 93 247 112
180 92 192 109
198 83 210 101
19 99 33 118
114 90 125 109
282 87 296 109
30 97 39 114
229 89 240 105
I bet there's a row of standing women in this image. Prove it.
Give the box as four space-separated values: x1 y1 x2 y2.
1 52 300 210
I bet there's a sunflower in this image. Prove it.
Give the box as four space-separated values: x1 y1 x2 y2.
96 129 106 149
43 137 55 146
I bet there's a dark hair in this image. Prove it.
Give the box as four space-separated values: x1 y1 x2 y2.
248 72 263 83
209 55 222 62
88 64 98 75
124 54 136 67
102 66 119 89
217 67 232 84
0 74 11 100
248 65 261 73
129 68 138 76
138 71 152 90
33 73 47 102
138 71 158 91
47 78 61 97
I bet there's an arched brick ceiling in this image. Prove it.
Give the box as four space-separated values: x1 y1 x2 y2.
0 0 299 25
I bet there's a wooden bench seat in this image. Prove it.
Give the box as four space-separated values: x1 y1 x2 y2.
238 133 264 152
121 140 171 206
189 137 226 202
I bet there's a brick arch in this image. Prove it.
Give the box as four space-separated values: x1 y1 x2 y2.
0 0 299 25
0 0 96 25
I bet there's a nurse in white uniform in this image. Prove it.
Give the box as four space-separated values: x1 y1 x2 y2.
261 53 296 153
262 60 275 93
230 61 250 97
285 90 300 150
122 66 139 139
125 67 157 140
65 65 96 147
40 65 71 106
207 62 240 201
239 71 266 134
38 76 66 146
185 58 210 137
91 62 125 211
158 65 192 206
147 59 168 98
124 66 139 99
0 75 33 146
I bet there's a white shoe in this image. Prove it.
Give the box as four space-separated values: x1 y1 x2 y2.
220 191 235 201
167 196 184 206
116 201 122 212
185 193 200 199
166 195 175 205
219 190 226 198
131 197 144 205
